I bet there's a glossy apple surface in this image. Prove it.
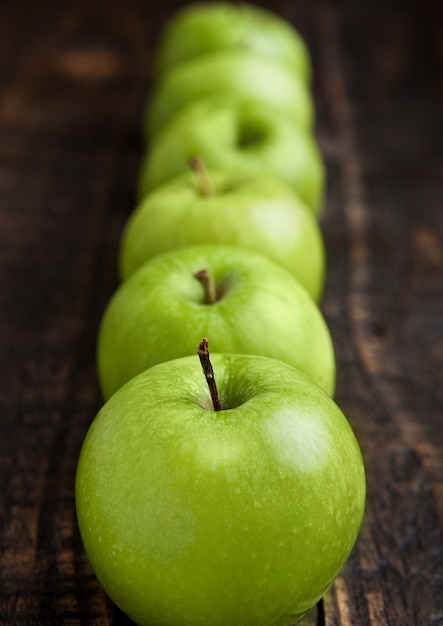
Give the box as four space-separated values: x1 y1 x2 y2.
146 51 313 138
97 245 335 400
119 169 326 301
138 95 324 215
154 2 311 81
76 352 366 626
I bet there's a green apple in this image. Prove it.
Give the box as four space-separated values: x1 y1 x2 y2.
119 165 326 301
138 95 325 215
97 244 335 400
154 2 312 82
76 349 366 626
145 51 313 138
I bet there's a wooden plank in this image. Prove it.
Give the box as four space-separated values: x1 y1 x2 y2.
0 0 442 624
313 1 443 624
0 1 147 623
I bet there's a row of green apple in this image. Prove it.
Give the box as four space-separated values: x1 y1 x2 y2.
75 4 366 626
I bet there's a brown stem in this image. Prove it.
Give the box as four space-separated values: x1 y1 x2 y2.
198 338 222 411
190 156 213 196
194 269 217 304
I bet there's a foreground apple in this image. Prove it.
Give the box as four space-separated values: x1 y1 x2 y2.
76 346 366 626
138 95 325 214
154 2 312 82
145 50 313 138
120 164 326 301
97 245 335 400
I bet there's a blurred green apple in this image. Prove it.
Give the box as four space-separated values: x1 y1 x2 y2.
146 51 313 138
97 245 335 400
154 2 311 82
138 95 325 215
120 166 326 301
76 350 366 626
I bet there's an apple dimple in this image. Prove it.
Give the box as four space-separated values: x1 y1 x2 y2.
213 276 231 302
236 111 269 151
196 349 261 413
206 381 251 413
194 268 232 305
237 125 266 150
216 179 249 195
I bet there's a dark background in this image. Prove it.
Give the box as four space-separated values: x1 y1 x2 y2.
1 0 442 624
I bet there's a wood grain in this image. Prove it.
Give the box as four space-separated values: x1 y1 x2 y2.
0 0 442 624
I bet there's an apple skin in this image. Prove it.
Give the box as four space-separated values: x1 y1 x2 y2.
145 51 313 138
119 169 326 302
138 95 325 215
97 245 336 400
154 2 311 82
76 353 366 626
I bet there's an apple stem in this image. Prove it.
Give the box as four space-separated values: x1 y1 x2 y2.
198 338 222 411
190 156 213 196
194 269 217 304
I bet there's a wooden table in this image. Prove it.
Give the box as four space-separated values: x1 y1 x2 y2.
1 0 442 623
